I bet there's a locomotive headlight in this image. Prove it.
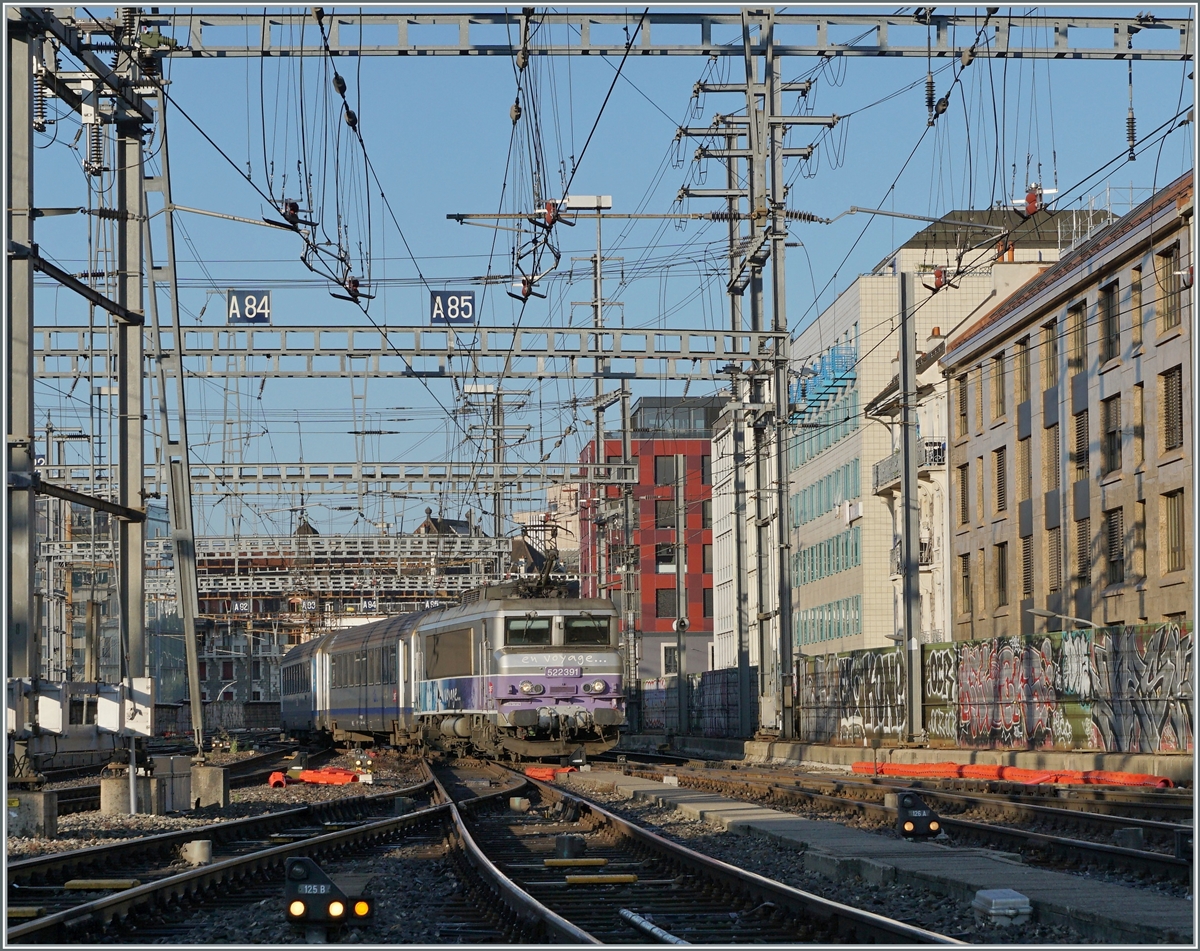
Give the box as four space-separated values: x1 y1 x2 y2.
288 900 306 918
582 679 607 694
519 680 544 696
328 900 346 918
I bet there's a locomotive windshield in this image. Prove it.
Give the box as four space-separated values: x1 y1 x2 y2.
505 616 552 646
564 615 610 645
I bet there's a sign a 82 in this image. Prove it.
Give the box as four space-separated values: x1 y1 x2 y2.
227 290 271 325
430 290 475 325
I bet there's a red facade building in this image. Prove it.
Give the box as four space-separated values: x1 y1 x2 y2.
579 397 722 678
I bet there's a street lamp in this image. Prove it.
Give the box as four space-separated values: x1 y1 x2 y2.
1026 607 1095 628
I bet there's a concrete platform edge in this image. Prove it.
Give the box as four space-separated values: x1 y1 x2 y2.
616 733 1195 784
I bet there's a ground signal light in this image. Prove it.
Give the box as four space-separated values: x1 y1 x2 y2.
896 792 941 839
283 857 373 928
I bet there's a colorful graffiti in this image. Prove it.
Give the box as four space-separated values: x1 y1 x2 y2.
797 649 907 743
942 622 1192 752
798 621 1192 753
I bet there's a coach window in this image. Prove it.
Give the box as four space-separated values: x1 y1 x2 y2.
505 616 552 646
565 615 610 646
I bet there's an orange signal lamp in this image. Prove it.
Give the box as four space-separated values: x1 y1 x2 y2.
354 900 371 917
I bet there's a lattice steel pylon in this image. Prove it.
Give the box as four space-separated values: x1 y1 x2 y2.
142 91 206 756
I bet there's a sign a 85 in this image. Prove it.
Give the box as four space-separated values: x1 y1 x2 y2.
227 290 271 325
430 291 475 325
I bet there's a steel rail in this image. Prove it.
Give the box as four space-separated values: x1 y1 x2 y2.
431 766 600 944
12 780 429 889
509 770 963 944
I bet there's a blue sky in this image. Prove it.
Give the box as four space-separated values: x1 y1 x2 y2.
30 6 1195 535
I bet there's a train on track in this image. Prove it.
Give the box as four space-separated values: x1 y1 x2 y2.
280 577 625 760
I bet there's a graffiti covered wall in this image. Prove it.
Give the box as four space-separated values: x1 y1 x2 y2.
797 649 907 744
918 621 1192 752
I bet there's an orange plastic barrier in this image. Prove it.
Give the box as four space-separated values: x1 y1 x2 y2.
297 767 360 785
852 761 1173 788
524 766 558 782
268 771 289 788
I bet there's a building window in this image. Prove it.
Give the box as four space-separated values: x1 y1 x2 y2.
702 543 713 573
1133 500 1147 581
654 455 676 486
1131 266 1143 347
959 553 972 613
701 499 712 528
977 550 986 614
974 367 984 432
252 690 261 701
1068 301 1087 375
1017 437 1032 502
995 543 1009 606
1157 243 1182 331
198 661 207 681
1105 507 1125 586
1042 319 1059 389
1134 383 1145 465
655 587 677 618
663 645 679 675
1015 337 1031 404
976 457 985 523
1076 517 1092 586
655 543 676 572
1162 365 1183 451
994 446 1008 512
252 660 261 681
1102 395 1122 474
222 661 234 680
1045 424 1060 491
956 375 969 437
1021 535 1034 598
703 587 714 618
1099 280 1120 363
1073 411 1089 483
222 688 234 701
957 465 970 525
992 352 1006 418
654 499 675 529
700 455 712 486
1048 526 1062 592
1164 489 1186 573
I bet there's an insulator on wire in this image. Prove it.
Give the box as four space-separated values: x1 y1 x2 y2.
332 73 346 95
344 107 358 129
925 72 935 126
1127 109 1137 161
510 99 522 124
961 47 975 67
32 73 46 132
935 97 949 117
86 122 103 176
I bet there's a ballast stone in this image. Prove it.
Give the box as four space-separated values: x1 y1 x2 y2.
972 888 1032 926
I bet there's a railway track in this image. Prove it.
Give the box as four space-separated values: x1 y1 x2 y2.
451 765 961 944
6 771 437 943
50 745 332 817
9 756 962 944
619 762 1194 884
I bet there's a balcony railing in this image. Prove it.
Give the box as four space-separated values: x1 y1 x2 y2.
889 538 935 576
872 439 946 494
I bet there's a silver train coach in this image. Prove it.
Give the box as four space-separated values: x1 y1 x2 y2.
279 583 625 760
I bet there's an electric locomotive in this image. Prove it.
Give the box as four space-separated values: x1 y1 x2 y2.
280 577 624 760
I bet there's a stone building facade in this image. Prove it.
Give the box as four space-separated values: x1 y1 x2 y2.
943 171 1193 638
